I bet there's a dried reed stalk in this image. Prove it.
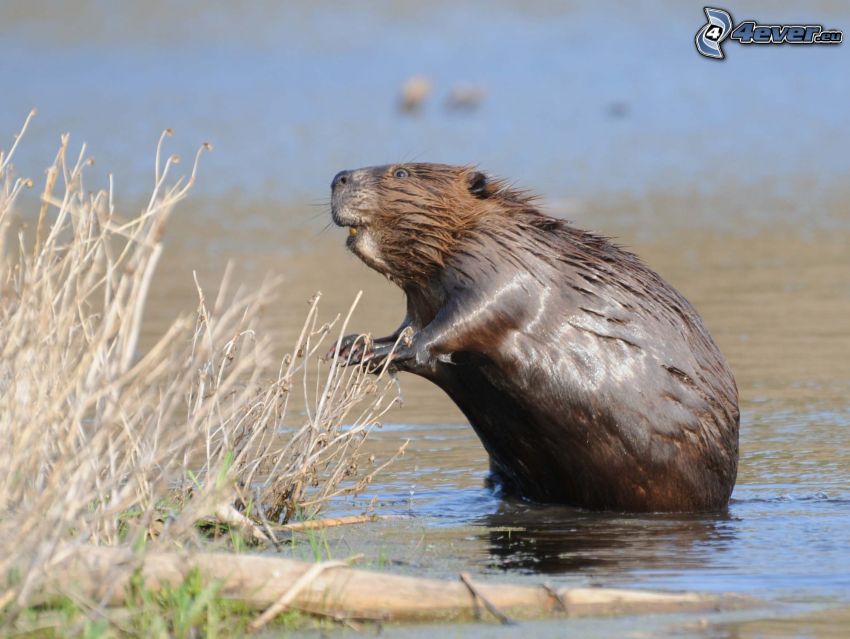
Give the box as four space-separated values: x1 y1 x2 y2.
0 113 402 613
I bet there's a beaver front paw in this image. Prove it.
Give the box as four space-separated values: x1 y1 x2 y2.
325 333 373 365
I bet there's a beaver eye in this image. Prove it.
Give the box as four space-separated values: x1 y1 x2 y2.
393 168 409 178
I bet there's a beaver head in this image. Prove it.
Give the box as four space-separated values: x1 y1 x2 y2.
330 163 535 288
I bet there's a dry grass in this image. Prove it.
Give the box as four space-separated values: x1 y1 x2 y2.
0 112 402 613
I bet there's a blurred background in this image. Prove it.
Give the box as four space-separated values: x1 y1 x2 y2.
3 1 849 211
2 1 849 632
2 0 848 416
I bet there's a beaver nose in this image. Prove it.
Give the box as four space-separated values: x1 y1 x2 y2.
331 170 352 191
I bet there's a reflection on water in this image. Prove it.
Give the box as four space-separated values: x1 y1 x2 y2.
339 404 850 603
480 505 732 575
3 0 850 634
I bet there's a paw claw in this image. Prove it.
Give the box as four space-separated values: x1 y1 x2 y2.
326 333 370 364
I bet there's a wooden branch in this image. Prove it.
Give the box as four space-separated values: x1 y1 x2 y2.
273 514 402 533
459 572 515 625
33 546 755 624
213 503 271 544
248 559 349 632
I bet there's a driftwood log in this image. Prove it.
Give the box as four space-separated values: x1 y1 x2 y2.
34 546 752 624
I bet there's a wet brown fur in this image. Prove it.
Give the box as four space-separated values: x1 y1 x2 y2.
330 163 740 512
363 165 540 287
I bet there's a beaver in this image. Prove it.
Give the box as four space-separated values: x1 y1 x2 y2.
329 163 739 513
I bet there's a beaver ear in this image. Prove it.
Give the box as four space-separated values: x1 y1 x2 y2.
467 171 490 199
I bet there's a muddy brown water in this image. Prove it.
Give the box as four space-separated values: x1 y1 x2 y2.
4 0 850 635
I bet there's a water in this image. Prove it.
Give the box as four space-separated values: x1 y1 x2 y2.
2 1 850 635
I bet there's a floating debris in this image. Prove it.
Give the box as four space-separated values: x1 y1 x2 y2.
445 84 487 112
398 75 433 113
